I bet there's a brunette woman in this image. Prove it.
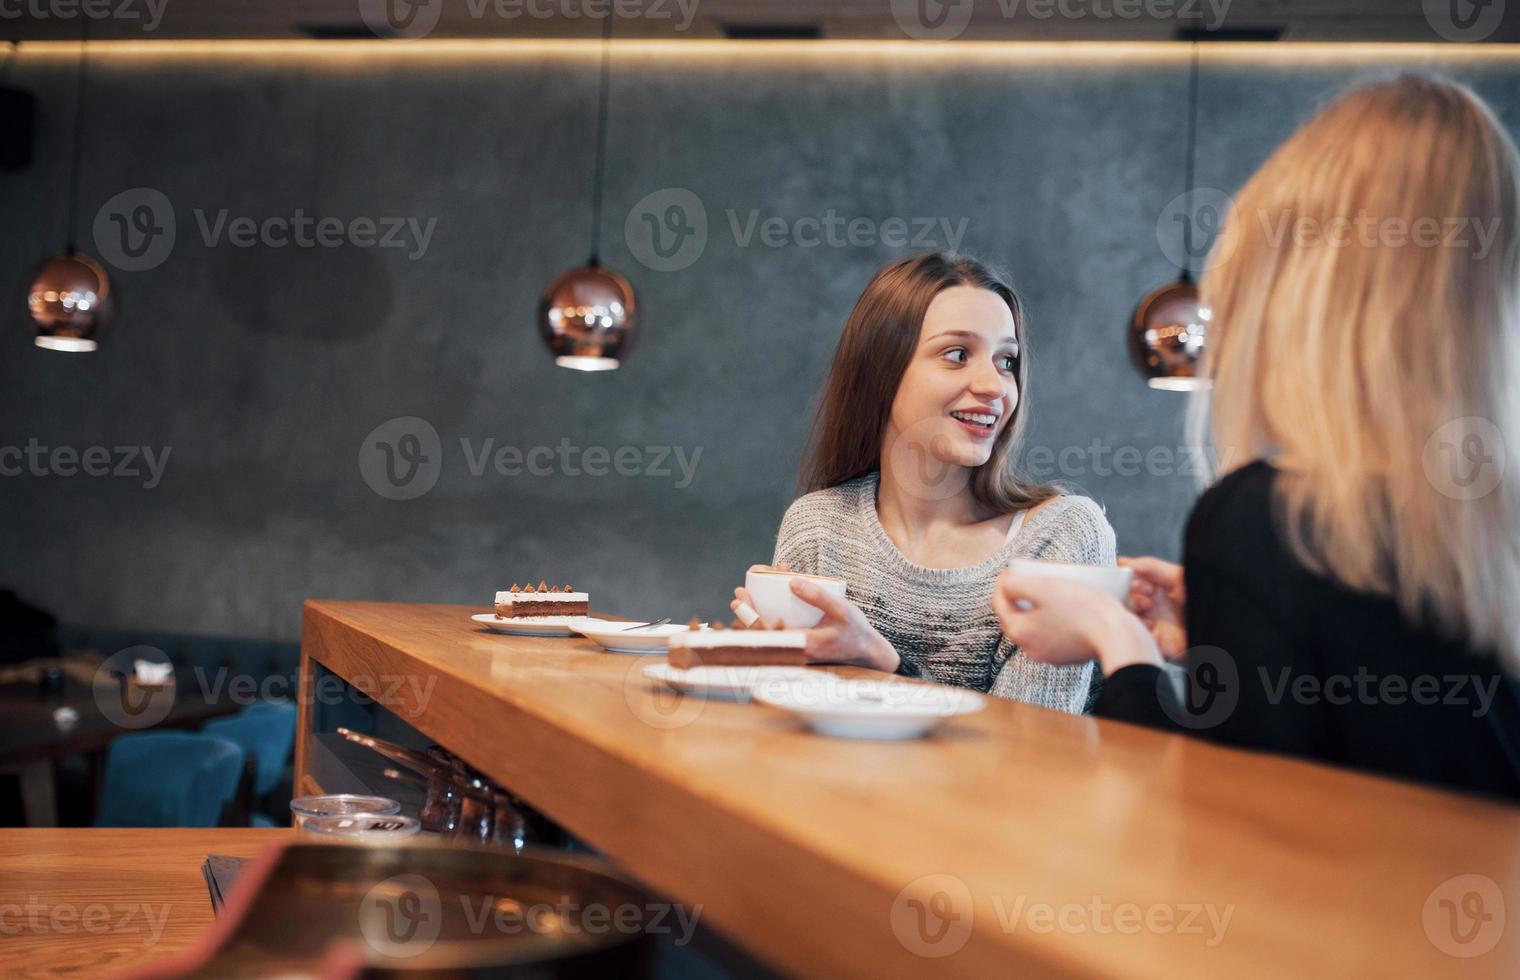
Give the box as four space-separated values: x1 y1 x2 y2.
734 252 1116 714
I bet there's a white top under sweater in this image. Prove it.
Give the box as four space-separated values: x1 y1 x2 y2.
771 472 1117 714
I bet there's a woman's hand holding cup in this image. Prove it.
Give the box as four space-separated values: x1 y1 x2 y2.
785 578 900 673
1118 557 1188 660
993 569 1162 674
730 563 788 625
730 566 900 673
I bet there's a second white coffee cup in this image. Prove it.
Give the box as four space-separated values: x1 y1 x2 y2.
744 569 848 629
1005 558 1133 603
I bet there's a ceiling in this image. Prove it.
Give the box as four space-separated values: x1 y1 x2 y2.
4 0 1519 43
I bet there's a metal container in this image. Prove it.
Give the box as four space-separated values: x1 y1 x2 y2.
171 839 657 978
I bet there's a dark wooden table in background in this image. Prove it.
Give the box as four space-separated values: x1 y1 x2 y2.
0 675 244 826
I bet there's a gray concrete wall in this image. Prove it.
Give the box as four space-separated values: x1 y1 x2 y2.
3 45 1518 641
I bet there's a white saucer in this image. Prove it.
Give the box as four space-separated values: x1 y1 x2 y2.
752 677 985 739
577 622 701 655
471 614 612 638
642 663 817 702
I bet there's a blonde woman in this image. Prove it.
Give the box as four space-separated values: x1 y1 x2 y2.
731 252 1115 713
993 75 1520 800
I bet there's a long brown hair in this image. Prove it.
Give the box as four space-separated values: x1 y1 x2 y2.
799 252 1057 514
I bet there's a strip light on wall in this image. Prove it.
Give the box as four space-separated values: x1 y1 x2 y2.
13 40 1520 63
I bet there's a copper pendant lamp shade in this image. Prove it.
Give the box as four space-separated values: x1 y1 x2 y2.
32 24 113 353
1131 42 1210 391
1129 274 1208 391
539 12 637 371
30 251 112 352
538 264 635 371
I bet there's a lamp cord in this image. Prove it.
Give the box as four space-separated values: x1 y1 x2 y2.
64 23 88 253
1179 41 1200 281
587 11 613 267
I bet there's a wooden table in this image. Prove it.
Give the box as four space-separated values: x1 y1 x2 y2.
0 828 289 978
298 600 1520 979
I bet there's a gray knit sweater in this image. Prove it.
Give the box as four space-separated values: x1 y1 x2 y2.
772 472 1117 714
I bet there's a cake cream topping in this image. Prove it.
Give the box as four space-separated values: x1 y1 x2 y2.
668 617 807 648
497 582 588 602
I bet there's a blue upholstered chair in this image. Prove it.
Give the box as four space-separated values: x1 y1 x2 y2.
95 732 246 827
203 701 297 799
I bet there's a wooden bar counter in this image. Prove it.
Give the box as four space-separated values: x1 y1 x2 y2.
296 600 1520 979
0 828 289 978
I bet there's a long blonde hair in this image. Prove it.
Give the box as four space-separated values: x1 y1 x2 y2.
1195 74 1520 672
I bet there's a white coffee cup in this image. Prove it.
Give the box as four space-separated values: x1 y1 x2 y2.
742 568 848 629
1005 558 1133 603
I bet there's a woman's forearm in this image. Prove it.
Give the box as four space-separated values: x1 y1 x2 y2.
1088 600 1166 676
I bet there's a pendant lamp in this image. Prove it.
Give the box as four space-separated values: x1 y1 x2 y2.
30 28 113 352
537 13 636 371
1129 43 1210 391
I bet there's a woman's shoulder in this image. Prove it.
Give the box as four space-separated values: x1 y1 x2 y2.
1186 460 1279 556
1026 491 1114 535
1196 458 1277 510
1021 492 1117 561
773 475 876 567
781 473 876 526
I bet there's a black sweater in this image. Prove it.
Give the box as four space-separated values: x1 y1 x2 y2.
1094 461 1520 803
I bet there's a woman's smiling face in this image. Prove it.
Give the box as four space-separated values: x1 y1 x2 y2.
885 285 1021 472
